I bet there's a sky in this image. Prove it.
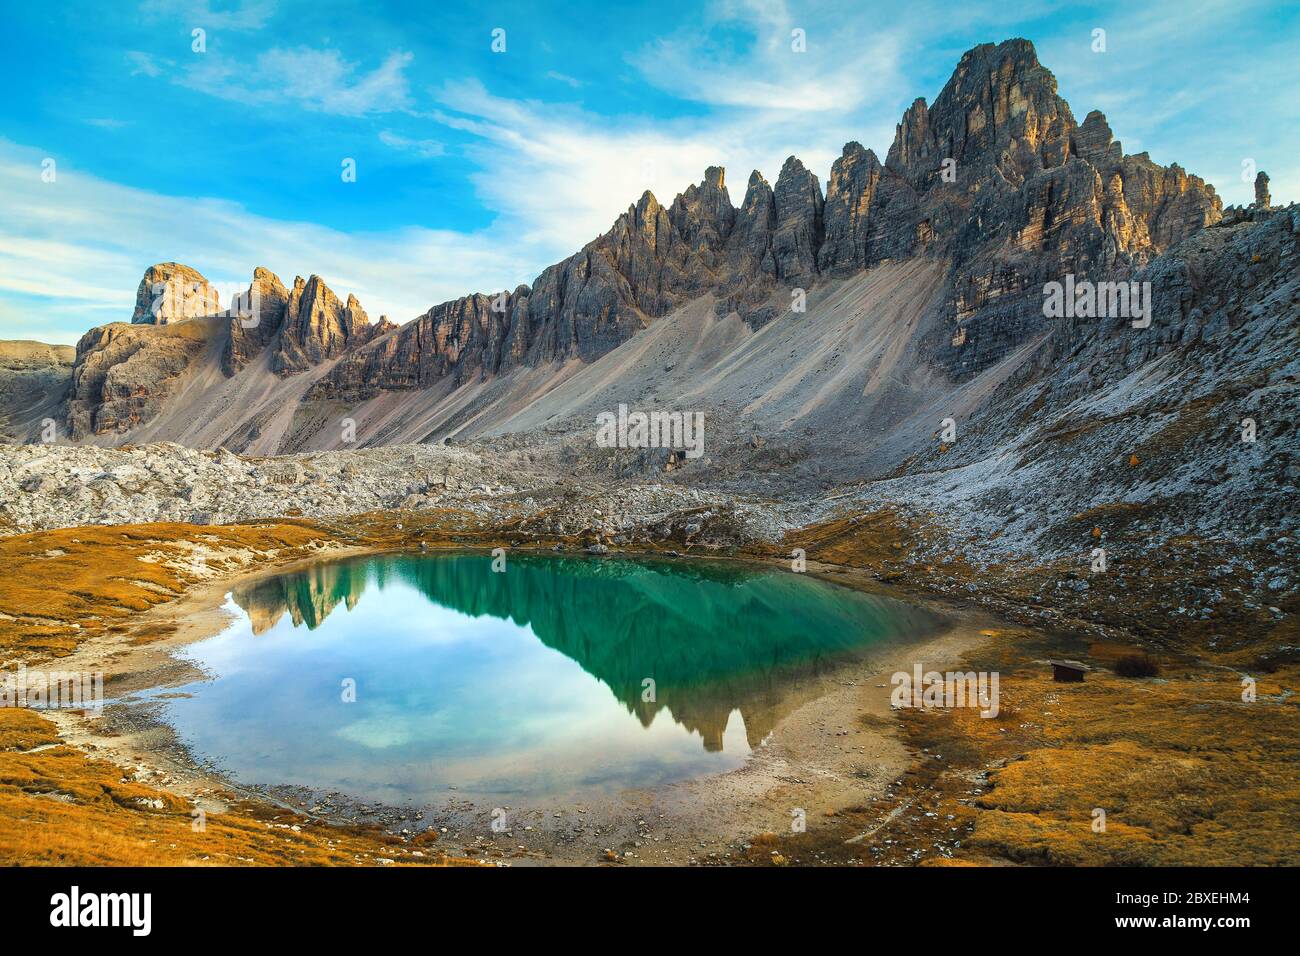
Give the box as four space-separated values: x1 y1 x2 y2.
1 0 1297 344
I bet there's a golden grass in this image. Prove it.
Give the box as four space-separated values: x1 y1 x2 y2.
756 507 1300 866
782 508 934 574
900 663 1300 865
0 709 478 866
0 521 335 660
3 507 1294 867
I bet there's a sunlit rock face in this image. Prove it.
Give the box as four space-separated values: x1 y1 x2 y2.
271 274 395 376
64 39 1230 436
131 262 221 325
222 266 290 375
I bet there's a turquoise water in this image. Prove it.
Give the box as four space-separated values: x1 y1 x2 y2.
153 553 943 805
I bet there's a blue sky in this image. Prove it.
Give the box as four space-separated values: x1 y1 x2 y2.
2 0 1296 344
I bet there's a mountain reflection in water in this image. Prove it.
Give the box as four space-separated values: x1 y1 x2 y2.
229 554 943 753
155 553 945 803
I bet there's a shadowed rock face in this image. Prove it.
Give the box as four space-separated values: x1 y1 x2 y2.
60 38 1228 439
1255 171 1272 208
818 142 882 273
67 321 209 437
770 156 825 282
0 342 76 442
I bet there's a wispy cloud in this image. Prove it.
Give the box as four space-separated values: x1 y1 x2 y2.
138 0 276 32
126 51 163 77
544 71 582 89
428 78 878 254
378 130 445 159
629 0 908 112
178 47 415 116
0 139 544 344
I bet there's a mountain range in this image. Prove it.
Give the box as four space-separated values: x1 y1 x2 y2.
1 38 1294 528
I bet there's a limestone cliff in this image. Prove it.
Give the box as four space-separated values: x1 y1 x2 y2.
66 321 210 437
131 262 220 325
68 262 391 437
57 38 1232 441
0 341 76 442
313 39 1223 405
271 275 395 376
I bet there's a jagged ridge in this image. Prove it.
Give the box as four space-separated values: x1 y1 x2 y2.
55 38 1233 442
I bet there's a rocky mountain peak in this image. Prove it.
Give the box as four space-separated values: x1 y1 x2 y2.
886 98 932 173
634 189 663 218
61 37 1246 446
131 262 221 325
890 38 1074 189
771 156 824 280
1073 110 1122 168
222 266 291 374
737 170 775 222
669 166 736 259
720 169 779 292
272 274 383 376
1255 171 1272 207
819 142 885 274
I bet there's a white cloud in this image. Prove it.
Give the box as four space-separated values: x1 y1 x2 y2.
629 0 908 112
428 79 880 255
543 71 582 89
0 139 546 344
138 0 276 32
178 47 414 116
378 130 445 159
126 51 163 77
397 0 909 257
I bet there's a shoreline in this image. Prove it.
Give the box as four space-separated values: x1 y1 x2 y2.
42 544 999 866
3 514 1294 866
